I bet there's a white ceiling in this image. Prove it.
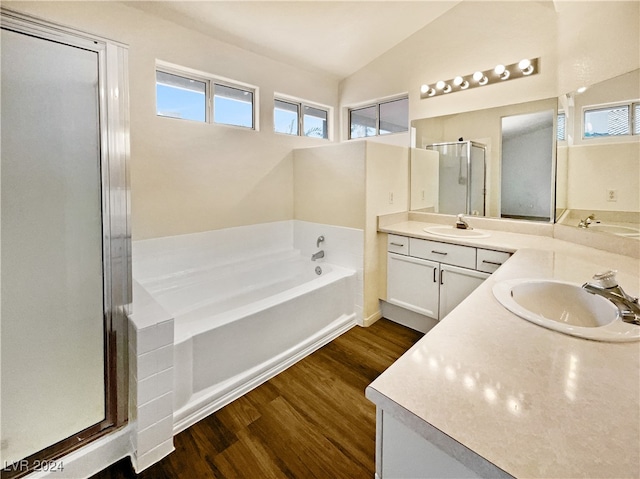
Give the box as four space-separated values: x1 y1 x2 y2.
127 1 461 79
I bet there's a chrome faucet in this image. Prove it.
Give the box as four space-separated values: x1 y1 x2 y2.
578 214 595 228
311 250 325 261
455 214 472 230
582 270 640 325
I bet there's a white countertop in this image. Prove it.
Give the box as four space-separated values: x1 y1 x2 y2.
368 220 640 479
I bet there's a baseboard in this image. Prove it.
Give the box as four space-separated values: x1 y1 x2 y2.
362 309 382 327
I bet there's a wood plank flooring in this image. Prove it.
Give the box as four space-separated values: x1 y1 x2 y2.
92 319 423 479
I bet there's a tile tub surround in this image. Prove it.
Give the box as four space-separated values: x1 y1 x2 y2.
128 282 175 473
369 222 640 478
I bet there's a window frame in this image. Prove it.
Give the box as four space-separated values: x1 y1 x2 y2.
155 60 259 130
348 95 409 140
273 94 331 140
581 100 639 141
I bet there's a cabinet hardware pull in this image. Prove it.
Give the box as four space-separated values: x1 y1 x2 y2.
433 268 437 283
440 269 444 285
431 250 448 255
482 260 503 266
390 242 405 247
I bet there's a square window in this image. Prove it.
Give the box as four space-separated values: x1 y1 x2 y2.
156 71 206 122
214 83 254 128
274 99 299 135
303 106 328 139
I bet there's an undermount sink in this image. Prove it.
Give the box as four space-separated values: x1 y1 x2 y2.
423 225 490 239
587 223 640 236
492 279 640 342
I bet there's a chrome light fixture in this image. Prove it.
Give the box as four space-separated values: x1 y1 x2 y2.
420 58 540 100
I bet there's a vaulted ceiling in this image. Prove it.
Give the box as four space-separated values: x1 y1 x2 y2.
127 1 462 79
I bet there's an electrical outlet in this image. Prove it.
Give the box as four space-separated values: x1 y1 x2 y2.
388 192 394 204
607 189 617 202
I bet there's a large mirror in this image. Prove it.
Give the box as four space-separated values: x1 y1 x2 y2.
555 69 639 237
410 69 639 237
411 97 557 221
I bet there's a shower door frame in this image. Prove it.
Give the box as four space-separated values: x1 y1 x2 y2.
0 8 131 477
426 140 487 216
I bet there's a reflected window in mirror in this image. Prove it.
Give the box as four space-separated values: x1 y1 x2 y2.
583 101 640 139
557 112 566 141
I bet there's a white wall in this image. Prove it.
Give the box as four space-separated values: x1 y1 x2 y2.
340 1 558 124
340 1 639 129
5 1 340 240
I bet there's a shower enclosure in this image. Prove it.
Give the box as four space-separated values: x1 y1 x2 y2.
1 9 130 477
425 141 486 216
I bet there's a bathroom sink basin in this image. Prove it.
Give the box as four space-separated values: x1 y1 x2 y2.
588 224 640 236
423 225 490 238
492 279 640 342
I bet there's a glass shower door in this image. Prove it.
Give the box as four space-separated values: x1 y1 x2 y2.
1 28 106 468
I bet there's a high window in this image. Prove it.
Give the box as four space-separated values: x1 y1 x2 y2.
156 63 257 129
583 101 640 139
274 97 329 139
349 96 408 139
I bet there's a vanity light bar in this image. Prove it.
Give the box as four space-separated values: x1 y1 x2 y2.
420 58 540 100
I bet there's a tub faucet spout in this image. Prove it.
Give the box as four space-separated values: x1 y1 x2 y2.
311 250 325 261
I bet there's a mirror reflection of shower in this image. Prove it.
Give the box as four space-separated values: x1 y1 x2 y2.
424 141 487 216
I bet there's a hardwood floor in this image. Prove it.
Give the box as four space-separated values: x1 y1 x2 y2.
92 319 423 479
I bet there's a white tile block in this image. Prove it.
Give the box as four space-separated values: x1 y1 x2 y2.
134 439 174 473
137 415 174 457
156 345 173 372
137 368 173 406
137 392 173 431
136 350 157 380
156 320 174 348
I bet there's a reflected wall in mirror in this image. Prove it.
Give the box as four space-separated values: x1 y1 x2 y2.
411 97 557 220
501 110 554 222
555 69 639 238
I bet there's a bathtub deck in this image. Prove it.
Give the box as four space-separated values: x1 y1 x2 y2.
91 319 423 479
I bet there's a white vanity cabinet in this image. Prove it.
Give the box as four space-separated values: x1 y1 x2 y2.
438 264 489 319
386 234 509 325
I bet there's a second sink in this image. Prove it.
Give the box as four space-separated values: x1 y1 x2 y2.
492 279 640 342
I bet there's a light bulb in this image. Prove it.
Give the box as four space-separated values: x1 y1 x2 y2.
443 84 452 93
436 80 446 90
421 84 429 94
453 76 464 86
473 71 483 82
518 58 534 75
494 64 506 75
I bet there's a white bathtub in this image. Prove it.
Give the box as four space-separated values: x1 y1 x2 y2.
140 248 357 433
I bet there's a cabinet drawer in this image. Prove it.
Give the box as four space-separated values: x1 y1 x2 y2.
387 234 409 255
476 249 511 273
409 237 476 269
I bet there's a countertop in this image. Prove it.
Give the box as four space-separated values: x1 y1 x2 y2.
367 219 640 479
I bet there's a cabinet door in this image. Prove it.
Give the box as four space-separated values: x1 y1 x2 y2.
439 264 489 319
387 253 439 319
